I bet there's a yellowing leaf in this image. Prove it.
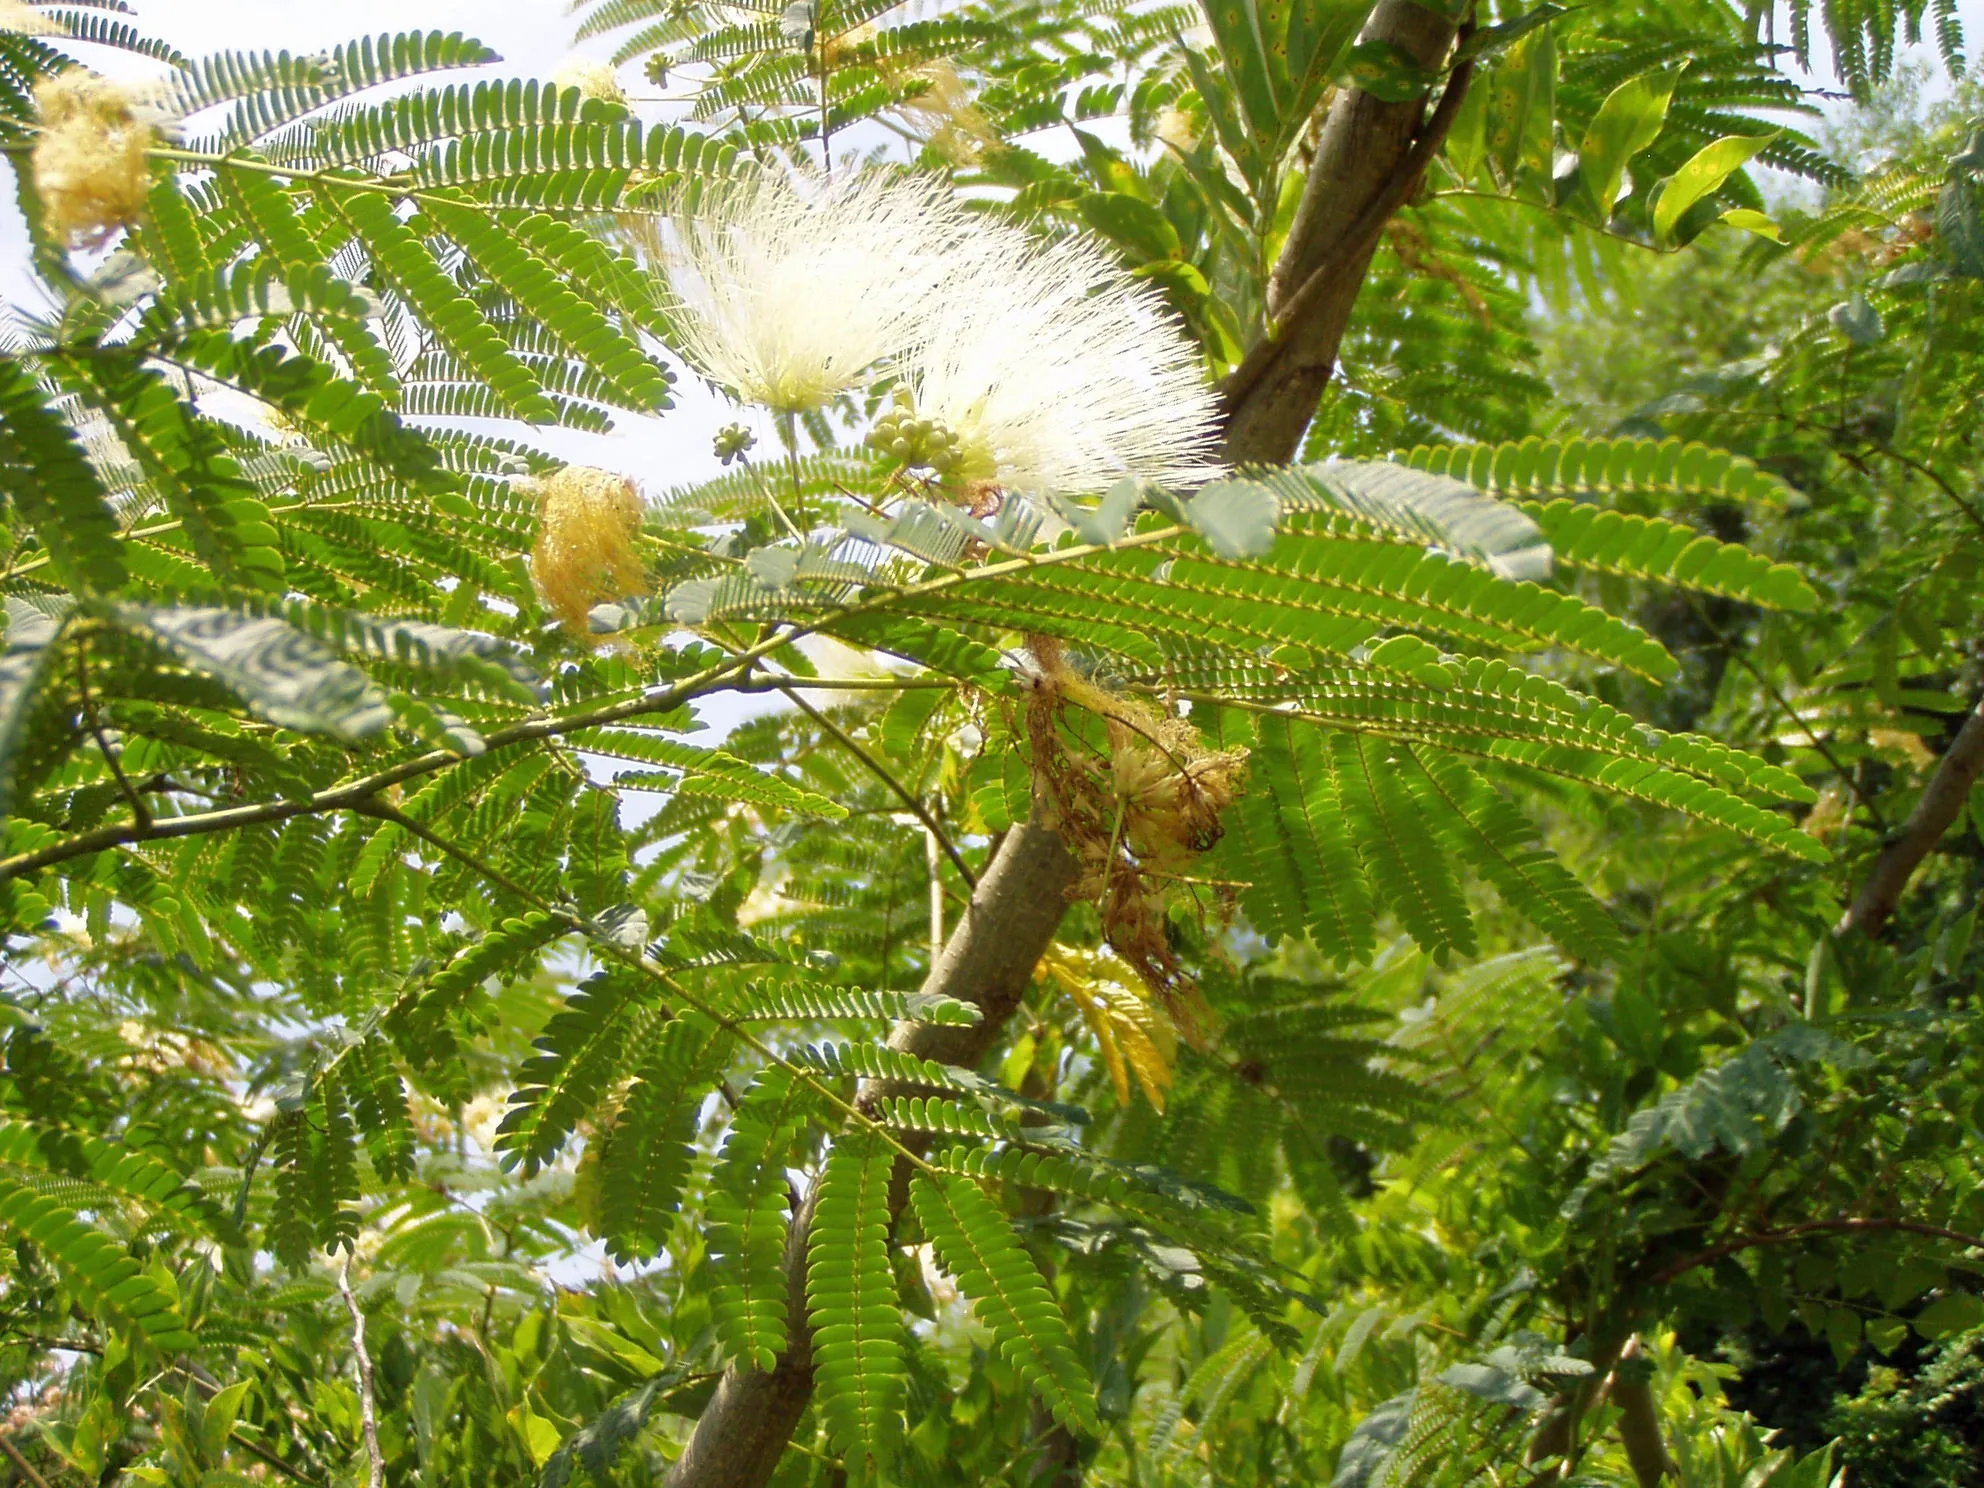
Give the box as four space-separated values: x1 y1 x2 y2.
1653 132 1779 243
1578 69 1681 218
1039 946 1176 1111
509 1400 563 1467
1718 207 1784 242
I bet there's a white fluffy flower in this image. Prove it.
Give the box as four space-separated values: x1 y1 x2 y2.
644 169 969 413
896 226 1222 496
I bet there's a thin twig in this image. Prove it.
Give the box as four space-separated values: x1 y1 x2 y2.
1643 1215 1984 1289
76 637 150 830
338 1254 385 1488
0 1433 52 1488
1685 597 1886 834
780 686 978 889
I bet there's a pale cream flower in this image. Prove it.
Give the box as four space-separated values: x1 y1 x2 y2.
897 226 1221 496
552 55 626 105
0 2 61 36
641 168 970 412
31 71 156 248
530 465 646 638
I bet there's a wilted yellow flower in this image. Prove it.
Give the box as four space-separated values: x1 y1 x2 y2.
1153 103 1200 154
896 60 997 164
530 466 646 637
31 71 156 248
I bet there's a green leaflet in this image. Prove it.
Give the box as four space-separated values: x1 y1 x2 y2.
1264 461 1553 580
495 969 669 1176
335 1035 417 1184
1653 131 1781 244
1213 711 1375 965
1327 732 1476 962
1398 435 1794 510
421 199 673 412
329 189 558 424
571 728 849 818
0 1120 236 1244
389 912 570 1055
1524 499 1819 611
719 985 982 1026
0 362 127 592
909 1171 1101 1434
806 1132 906 1480
707 1064 814 1372
0 1170 197 1352
0 600 68 818
114 603 391 743
1404 746 1625 964
593 1012 731 1263
56 358 286 591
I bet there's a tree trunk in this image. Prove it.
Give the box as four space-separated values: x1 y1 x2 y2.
663 812 1079 1488
1837 694 1984 938
666 4 1467 1482
1219 3 1463 465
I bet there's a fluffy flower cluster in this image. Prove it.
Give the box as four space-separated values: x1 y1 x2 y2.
529 465 646 637
649 170 964 415
31 71 160 248
642 168 1221 497
550 55 626 105
0 3 62 37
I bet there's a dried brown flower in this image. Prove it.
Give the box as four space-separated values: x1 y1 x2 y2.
1024 636 1245 1045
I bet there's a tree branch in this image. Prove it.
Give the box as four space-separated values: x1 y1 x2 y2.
662 806 1079 1488
1219 1 1467 464
1836 695 1984 938
780 685 977 888
659 6 1478 1483
1641 1215 1984 1290
1219 47 1475 436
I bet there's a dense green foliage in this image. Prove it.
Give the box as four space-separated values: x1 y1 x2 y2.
0 1 1982 1486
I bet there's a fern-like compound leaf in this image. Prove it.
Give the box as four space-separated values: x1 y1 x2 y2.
707 1064 814 1371
806 1132 906 1480
593 1012 732 1262
909 1171 1100 1434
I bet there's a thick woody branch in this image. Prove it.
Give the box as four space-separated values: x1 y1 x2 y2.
662 811 1079 1488
1837 696 1984 939
1219 1 1466 465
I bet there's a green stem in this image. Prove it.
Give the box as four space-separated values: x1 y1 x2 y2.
780 685 977 888
361 801 943 1178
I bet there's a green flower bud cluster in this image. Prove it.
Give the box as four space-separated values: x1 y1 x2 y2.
865 390 964 476
713 423 756 465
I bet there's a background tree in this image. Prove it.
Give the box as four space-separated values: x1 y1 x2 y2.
0 2 1979 1487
